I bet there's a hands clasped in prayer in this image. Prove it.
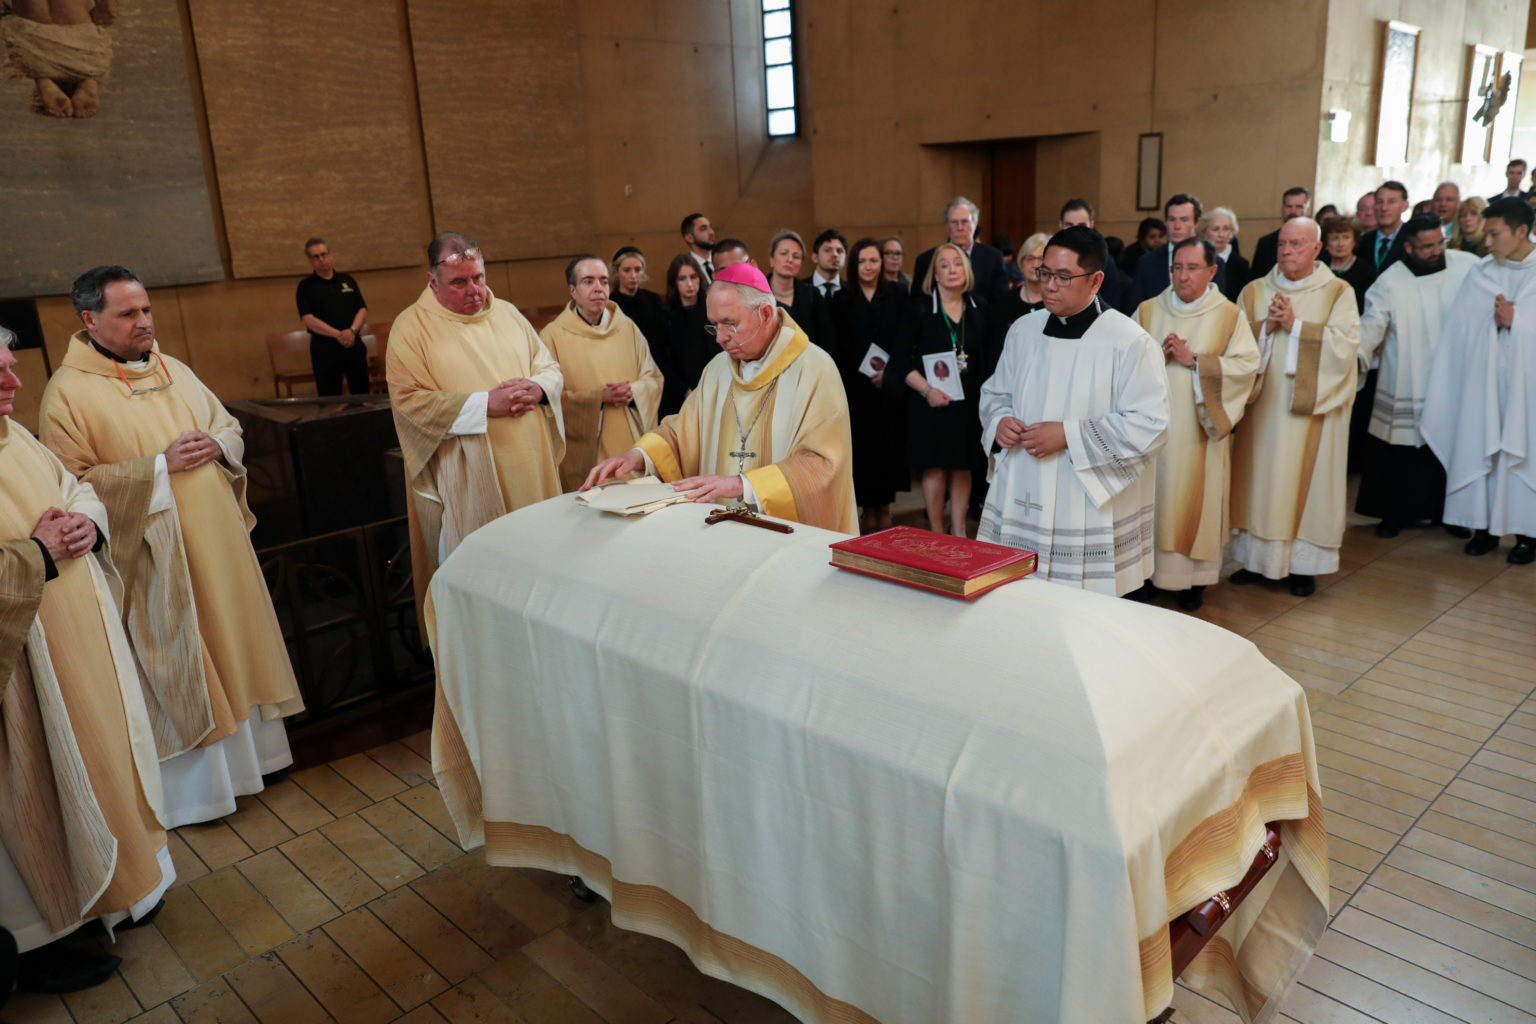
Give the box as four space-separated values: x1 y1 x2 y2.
1495 293 1515 329
487 378 544 418
164 430 221 473
995 416 1067 459
1162 333 1196 368
601 381 634 407
32 506 96 561
1264 294 1296 334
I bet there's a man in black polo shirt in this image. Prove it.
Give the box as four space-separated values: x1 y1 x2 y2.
295 237 369 396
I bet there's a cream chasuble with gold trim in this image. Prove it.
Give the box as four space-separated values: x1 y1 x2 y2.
634 313 856 534
540 301 662 493
1137 285 1260 589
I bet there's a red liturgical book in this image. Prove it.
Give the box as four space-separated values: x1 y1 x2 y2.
828 526 1037 599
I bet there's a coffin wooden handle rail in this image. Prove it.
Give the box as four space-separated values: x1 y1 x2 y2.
1169 823 1284 978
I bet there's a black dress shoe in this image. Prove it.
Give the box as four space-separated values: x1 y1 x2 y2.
1509 537 1536 565
1288 574 1316 597
1228 569 1264 585
1443 524 1472 538
16 945 122 994
1124 582 1157 603
1464 530 1500 556
1176 586 1205 611
567 876 601 903
1374 520 1401 538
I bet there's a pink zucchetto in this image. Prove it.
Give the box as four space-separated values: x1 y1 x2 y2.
713 262 772 294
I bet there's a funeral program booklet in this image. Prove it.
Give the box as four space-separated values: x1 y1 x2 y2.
859 343 890 379
574 477 690 515
922 352 964 401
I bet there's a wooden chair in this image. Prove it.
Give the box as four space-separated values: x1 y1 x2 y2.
267 322 392 397
266 330 315 397
362 320 391 393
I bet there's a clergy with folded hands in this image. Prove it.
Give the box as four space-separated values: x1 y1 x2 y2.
582 262 857 533
39 266 304 829
1229 218 1361 597
1136 237 1260 609
385 232 566 616
977 226 1170 596
540 255 663 493
1 331 172 989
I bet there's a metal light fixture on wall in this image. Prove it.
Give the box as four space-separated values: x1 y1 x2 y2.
1327 109 1351 143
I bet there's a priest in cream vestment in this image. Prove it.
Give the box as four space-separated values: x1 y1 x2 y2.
1354 214 1477 537
1230 219 1361 597
582 262 856 534
39 267 303 829
1135 238 1259 608
386 234 565 618
539 256 662 493
977 227 1170 596
0 337 172 959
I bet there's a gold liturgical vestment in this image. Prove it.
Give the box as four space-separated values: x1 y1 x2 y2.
387 287 565 617
1137 285 1260 587
539 301 663 493
39 336 304 761
636 313 857 534
1232 265 1361 575
0 419 166 941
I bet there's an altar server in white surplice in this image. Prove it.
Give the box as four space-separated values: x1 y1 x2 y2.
978 226 1170 596
1421 196 1536 565
1229 217 1360 597
1354 214 1477 539
1136 238 1260 610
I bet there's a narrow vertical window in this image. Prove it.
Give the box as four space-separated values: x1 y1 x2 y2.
763 0 797 136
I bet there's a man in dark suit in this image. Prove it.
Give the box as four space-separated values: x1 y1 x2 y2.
1491 158 1528 201
1358 180 1411 280
1248 186 1312 279
1132 193 1226 304
911 197 1008 304
1058 198 1136 314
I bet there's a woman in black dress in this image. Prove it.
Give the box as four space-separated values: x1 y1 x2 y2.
766 230 837 353
832 238 907 532
991 231 1049 361
1201 207 1251 300
892 243 991 536
611 246 671 373
663 254 709 408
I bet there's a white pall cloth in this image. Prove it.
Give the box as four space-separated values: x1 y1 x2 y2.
428 496 1330 1024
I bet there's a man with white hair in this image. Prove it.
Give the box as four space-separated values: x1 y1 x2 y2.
1432 182 1461 239
385 232 566 619
911 197 1008 304
583 263 856 533
1230 218 1362 596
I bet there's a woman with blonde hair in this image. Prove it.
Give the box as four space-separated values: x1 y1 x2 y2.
890 242 991 536
1451 196 1487 255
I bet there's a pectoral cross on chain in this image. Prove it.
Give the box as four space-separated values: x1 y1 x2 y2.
729 378 779 476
